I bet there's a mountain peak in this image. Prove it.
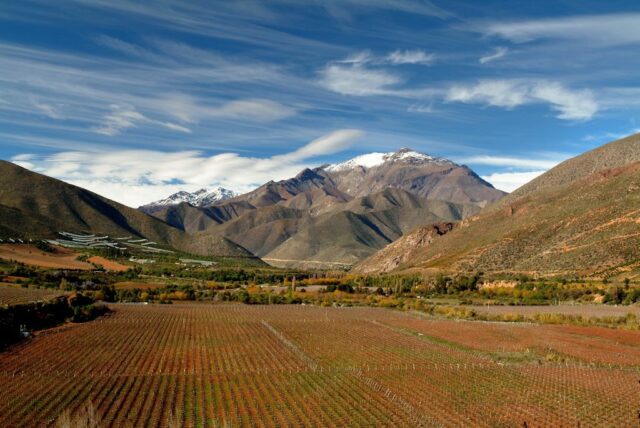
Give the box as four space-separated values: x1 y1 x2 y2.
142 187 237 209
324 148 453 172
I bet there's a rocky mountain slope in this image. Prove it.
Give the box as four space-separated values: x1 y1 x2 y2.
355 223 454 274
356 134 640 276
140 187 236 214
0 161 255 259
143 149 505 267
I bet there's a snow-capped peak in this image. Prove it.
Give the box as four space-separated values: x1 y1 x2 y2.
144 187 237 208
324 148 452 172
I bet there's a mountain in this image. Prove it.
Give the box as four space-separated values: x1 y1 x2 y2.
322 148 505 206
140 187 236 214
0 161 256 259
355 223 455 274
263 189 475 268
142 149 505 267
355 134 640 277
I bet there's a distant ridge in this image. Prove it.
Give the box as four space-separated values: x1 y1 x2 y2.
140 187 236 214
141 148 505 268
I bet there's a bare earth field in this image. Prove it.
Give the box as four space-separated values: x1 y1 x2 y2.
0 244 92 270
0 304 638 427
87 256 129 272
472 304 640 317
0 283 65 306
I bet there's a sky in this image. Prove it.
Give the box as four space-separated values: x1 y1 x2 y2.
2 1 640 207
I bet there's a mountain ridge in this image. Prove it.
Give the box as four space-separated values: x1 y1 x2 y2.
356 134 640 276
140 148 505 267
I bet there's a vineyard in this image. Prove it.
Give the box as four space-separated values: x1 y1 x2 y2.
0 284 65 306
0 304 638 427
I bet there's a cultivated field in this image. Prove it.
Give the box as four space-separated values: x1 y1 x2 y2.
1 304 638 427
0 284 65 306
0 244 92 270
87 256 129 272
472 303 640 317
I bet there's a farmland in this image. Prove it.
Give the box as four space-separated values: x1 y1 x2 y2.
0 284 65 306
0 244 94 270
1 303 638 427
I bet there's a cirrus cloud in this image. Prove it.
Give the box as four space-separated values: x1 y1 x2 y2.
484 13 640 46
94 104 192 136
479 47 508 64
387 49 435 65
446 79 598 121
320 63 402 96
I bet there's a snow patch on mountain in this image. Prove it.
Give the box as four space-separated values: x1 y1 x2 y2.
324 148 453 172
144 187 236 208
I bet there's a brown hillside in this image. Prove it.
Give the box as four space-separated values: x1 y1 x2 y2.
0 161 255 259
363 134 640 276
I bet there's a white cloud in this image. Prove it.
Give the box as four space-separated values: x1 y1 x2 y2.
407 103 436 114
339 50 372 65
162 122 192 133
94 105 147 136
484 13 640 46
479 47 508 64
207 99 296 122
482 171 546 193
530 82 598 121
33 102 64 119
12 129 364 207
320 63 402 96
447 80 527 109
446 79 598 121
151 96 297 124
93 104 192 136
387 49 435 65
282 129 363 161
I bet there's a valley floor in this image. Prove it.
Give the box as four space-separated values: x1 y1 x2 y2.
1 303 638 427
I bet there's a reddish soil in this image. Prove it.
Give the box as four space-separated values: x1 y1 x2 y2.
87 256 129 272
0 283 65 305
473 304 640 317
0 303 640 428
0 244 92 270
386 316 640 366
0 305 637 426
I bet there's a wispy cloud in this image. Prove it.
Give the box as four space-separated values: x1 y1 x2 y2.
483 13 640 46
206 99 296 122
320 63 402 96
12 129 364 207
479 46 508 64
32 102 64 119
446 79 598 121
407 103 436 114
307 0 452 20
387 49 435 65
94 105 191 136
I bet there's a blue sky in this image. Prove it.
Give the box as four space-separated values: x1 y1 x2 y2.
2 1 640 206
